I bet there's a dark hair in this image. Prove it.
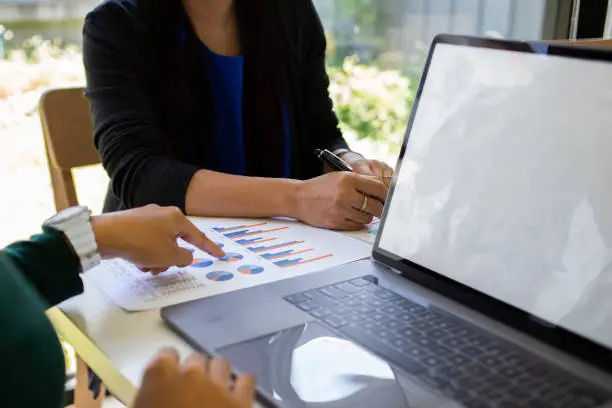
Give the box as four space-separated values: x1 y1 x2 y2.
139 0 287 177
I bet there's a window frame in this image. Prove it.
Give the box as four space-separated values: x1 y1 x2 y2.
574 0 609 39
542 0 575 39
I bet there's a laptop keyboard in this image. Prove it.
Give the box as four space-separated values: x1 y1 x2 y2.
284 275 611 408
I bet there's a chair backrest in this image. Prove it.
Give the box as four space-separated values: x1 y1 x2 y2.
39 87 100 211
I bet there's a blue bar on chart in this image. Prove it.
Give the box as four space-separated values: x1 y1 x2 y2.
275 258 301 267
261 249 296 260
213 226 244 232
224 229 257 239
235 237 263 245
274 253 333 268
214 222 288 240
248 240 303 253
213 223 262 233
214 222 268 237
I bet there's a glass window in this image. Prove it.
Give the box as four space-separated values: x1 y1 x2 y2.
0 1 103 248
315 0 575 162
0 0 581 246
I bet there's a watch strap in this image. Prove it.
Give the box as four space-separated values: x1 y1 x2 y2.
44 206 101 272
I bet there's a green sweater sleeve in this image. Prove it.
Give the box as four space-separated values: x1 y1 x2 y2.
0 228 85 408
3 227 84 307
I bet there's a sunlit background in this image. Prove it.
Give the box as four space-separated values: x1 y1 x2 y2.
0 0 583 247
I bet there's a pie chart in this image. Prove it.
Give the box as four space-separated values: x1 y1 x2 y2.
216 242 225 248
238 265 265 275
206 271 234 282
220 253 244 262
191 259 214 268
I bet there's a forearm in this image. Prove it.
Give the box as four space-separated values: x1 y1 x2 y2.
3 228 83 306
185 169 301 218
90 215 124 260
106 153 199 211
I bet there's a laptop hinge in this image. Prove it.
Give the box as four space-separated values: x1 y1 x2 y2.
372 257 402 275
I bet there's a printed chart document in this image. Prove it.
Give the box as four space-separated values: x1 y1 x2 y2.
344 219 380 244
85 217 372 311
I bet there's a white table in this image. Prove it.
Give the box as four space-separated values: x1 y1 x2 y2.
49 225 372 406
51 278 197 406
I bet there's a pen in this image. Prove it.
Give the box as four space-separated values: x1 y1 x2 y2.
315 149 353 172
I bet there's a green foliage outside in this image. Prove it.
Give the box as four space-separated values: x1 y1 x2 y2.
7 35 79 62
328 57 414 155
322 0 424 156
2 0 425 157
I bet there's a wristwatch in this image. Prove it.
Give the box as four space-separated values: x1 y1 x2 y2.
43 206 101 272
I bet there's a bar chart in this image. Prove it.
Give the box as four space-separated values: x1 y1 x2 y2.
214 221 335 269
89 218 371 311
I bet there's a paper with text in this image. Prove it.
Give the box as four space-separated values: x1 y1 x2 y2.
85 217 372 311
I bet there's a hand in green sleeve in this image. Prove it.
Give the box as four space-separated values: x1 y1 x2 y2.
0 204 225 408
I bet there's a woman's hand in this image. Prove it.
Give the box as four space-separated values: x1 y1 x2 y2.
133 348 255 408
341 152 395 186
293 172 388 230
91 205 224 274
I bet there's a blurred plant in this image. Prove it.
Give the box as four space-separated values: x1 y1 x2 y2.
0 25 14 59
6 35 79 63
328 56 414 155
0 25 14 41
335 0 381 28
0 35 84 100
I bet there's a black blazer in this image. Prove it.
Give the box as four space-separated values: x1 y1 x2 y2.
83 0 349 213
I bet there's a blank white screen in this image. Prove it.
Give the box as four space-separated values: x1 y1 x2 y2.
380 43 612 349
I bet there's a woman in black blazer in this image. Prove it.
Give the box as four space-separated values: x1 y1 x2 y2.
83 0 393 230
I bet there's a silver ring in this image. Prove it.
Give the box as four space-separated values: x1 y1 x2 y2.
360 194 368 212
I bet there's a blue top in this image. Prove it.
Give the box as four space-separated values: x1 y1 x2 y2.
202 45 292 177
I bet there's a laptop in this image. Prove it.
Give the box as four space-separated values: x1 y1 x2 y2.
162 35 612 408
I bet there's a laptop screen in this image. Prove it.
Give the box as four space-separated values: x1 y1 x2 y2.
378 42 612 350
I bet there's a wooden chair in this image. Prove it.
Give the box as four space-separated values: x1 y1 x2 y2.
39 87 101 211
38 87 106 408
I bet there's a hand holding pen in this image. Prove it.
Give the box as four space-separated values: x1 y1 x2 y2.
315 149 394 186
313 148 391 227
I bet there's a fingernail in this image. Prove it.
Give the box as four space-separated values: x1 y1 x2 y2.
211 249 225 258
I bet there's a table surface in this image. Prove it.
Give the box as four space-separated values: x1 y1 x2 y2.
53 223 371 407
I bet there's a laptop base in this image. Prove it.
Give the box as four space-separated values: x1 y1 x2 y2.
163 260 612 408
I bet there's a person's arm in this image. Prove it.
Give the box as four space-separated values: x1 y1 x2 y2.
3 228 82 306
84 3 301 218
84 3 387 228
2 205 224 307
184 171 301 217
83 3 200 212
133 349 255 408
